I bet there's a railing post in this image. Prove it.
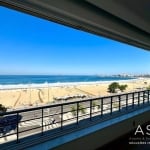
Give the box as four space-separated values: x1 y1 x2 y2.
101 98 103 117
132 93 134 108
90 100 92 121
145 90 148 103
110 97 112 115
61 105 63 130
41 108 44 135
77 102 79 124
126 94 128 110
16 112 19 143
138 92 140 106
119 95 121 112
148 90 150 103
143 91 145 105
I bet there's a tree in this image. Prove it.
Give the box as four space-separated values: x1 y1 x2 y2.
119 84 128 92
92 101 98 110
108 82 119 93
108 82 128 93
70 105 77 116
70 104 86 116
0 104 7 118
97 104 101 109
79 104 86 114
0 104 7 114
147 85 150 90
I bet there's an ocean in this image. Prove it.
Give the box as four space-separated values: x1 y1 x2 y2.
0 75 135 89
0 75 135 85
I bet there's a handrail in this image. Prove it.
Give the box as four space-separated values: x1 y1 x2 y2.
0 89 148 115
0 89 149 147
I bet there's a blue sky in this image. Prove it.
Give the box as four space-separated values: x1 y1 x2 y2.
0 6 150 75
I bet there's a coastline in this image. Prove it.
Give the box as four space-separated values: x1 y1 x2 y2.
0 78 138 90
0 77 150 109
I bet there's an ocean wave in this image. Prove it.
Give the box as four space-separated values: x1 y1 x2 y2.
0 78 138 90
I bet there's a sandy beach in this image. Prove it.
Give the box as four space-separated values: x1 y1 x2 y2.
0 78 150 109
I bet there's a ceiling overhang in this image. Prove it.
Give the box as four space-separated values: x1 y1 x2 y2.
1 0 150 50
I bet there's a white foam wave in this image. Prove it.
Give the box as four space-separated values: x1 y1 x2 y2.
0 78 138 90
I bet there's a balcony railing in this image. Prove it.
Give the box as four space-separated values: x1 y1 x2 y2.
0 90 150 146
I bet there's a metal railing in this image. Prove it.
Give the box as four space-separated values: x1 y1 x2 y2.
0 90 150 145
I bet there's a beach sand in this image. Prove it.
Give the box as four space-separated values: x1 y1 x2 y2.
0 78 150 109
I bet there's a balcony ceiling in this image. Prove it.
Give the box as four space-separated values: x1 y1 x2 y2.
1 0 150 50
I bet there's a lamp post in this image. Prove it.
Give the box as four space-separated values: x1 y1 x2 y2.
48 83 49 103
29 84 31 106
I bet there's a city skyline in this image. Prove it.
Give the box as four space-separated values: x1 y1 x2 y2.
0 6 150 75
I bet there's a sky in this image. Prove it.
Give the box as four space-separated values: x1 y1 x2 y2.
0 6 150 75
